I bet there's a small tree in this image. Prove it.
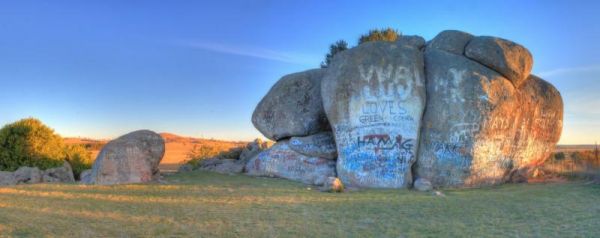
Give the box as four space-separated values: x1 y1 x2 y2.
358 28 401 45
320 40 348 68
554 152 565 161
595 142 599 166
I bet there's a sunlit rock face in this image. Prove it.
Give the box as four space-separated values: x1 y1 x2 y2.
321 40 426 188
89 130 165 185
510 75 563 172
415 30 563 188
465 36 533 88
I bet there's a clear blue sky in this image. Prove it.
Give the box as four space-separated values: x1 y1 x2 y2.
0 0 598 144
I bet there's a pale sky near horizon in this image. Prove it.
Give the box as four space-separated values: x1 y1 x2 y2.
0 0 599 144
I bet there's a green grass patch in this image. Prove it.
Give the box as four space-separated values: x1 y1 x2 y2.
0 172 598 237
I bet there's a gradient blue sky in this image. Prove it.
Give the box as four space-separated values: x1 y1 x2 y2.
0 0 598 144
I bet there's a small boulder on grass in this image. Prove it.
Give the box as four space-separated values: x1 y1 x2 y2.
177 164 194 173
413 178 433 192
320 177 344 193
80 169 92 184
42 161 75 183
13 166 43 184
88 130 165 185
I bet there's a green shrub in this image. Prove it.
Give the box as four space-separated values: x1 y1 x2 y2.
185 145 245 169
185 145 221 168
187 145 221 160
358 28 401 45
320 40 348 68
215 147 243 160
320 28 401 67
64 144 93 180
0 118 93 179
0 118 66 171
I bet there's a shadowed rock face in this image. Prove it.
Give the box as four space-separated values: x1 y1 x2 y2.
288 132 337 159
415 30 562 188
252 69 330 141
245 140 336 186
321 41 426 188
89 130 165 185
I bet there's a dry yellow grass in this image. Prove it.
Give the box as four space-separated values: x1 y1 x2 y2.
64 133 247 172
0 172 598 237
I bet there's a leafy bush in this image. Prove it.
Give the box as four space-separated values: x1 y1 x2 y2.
185 145 221 168
187 145 221 160
358 28 401 45
215 147 243 160
0 118 66 171
185 145 245 168
320 40 348 68
64 144 93 180
0 118 93 178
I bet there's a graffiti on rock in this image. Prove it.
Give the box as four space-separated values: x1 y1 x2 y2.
357 134 414 151
331 62 424 188
359 100 414 124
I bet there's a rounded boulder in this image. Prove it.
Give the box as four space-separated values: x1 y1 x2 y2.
252 69 330 141
88 130 165 185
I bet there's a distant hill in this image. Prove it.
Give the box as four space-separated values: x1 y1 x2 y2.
555 145 597 152
64 133 249 172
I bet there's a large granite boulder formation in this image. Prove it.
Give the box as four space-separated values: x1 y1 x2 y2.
252 69 330 141
250 30 563 189
86 130 165 185
415 30 562 187
321 39 426 188
245 140 336 185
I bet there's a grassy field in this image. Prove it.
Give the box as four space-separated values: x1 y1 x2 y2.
0 172 598 237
